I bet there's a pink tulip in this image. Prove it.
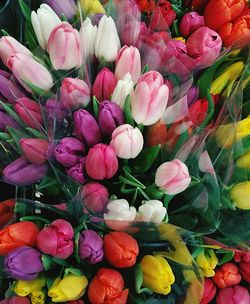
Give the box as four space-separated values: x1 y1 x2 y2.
60 77 90 110
81 182 109 213
186 27 222 67
121 21 148 47
115 46 141 83
20 138 49 165
92 68 117 102
0 296 30 304
48 22 82 70
131 71 169 126
85 144 118 180
8 54 53 92
216 286 250 304
0 36 32 69
200 278 216 304
155 159 191 195
110 124 144 159
179 12 205 37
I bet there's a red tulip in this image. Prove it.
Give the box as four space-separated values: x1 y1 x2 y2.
135 0 155 14
200 278 216 304
239 261 250 283
145 120 168 147
185 0 209 13
0 199 15 229
213 263 241 289
234 251 250 263
150 0 176 31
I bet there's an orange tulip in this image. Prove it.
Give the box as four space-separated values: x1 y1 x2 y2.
0 199 15 228
103 231 139 268
0 221 39 255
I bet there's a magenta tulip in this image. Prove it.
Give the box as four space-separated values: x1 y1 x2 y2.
92 68 117 102
216 286 250 304
179 12 205 37
0 110 20 131
45 98 67 121
15 98 42 129
20 138 49 165
66 157 87 184
79 229 103 264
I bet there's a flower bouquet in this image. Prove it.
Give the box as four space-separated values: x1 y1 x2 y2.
0 0 250 303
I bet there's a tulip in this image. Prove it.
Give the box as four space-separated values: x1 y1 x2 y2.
234 251 250 263
131 71 169 126
36 219 74 259
66 157 87 184
186 27 222 67
80 0 105 15
195 249 218 277
94 15 121 62
67 301 84 304
121 20 148 47
136 0 155 14
149 0 176 31
115 46 141 83
103 231 139 268
14 275 46 297
15 98 43 129
200 278 216 304
98 101 124 136
180 12 205 37
85 144 118 180
9 54 53 93
3 157 48 186
0 221 39 255
31 4 61 50
213 263 241 288
20 139 49 165
204 0 247 31
81 182 109 213
145 120 168 147
92 68 117 102
0 110 20 131
4 246 43 280
188 98 209 125
140 255 175 295
45 98 67 120
73 109 102 147
239 261 250 282
111 73 134 109
230 182 250 210
44 0 76 19
0 36 32 69
187 85 199 105
155 159 191 195
48 274 88 302
79 229 103 264
137 200 167 223
110 124 144 159
217 286 250 304
30 289 45 304
0 296 30 304
55 137 85 167
0 199 15 229
88 268 128 304
80 18 97 58
60 77 90 110
48 22 82 70
219 15 250 48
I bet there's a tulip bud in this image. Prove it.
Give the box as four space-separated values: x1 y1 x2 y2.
95 15 121 62
80 0 105 15
137 200 166 223
15 98 42 129
115 46 141 83
131 71 169 126
98 101 124 136
81 182 109 213
45 98 67 121
195 249 218 277
80 18 97 58
0 296 30 304
0 199 15 229
104 199 137 223
44 0 76 20
155 159 191 195
60 78 90 110
217 286 250 304
239 261 250 283
121 20 148 47
187 85 199 105
189 98 209 126
31 4 61 50
213 263 241 288
79 229 103 264
66 157 87 184
92 68 117 102
4 246 43 280
149 1 176 31
73 109 102 147
48 22 82 70
180 12 205 37
85 144 118 180
0 110 20 131
14 275 46 297
200 278 216 304
37 219 74 259
230 181 250 210
234 251 250 263
20 139 49 165
111 73 134 109
110 124 144 159
30 289 45 304
3 157 48 186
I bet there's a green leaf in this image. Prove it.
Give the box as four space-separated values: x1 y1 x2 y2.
22 79 53 99
53 258 71 268
132 145 161 173
1 30 9 36
20 216 50 224
93 96 100 119
26 128 47 139
61 14 68 22
0 133 10 140
19 0 32 22
64 267 85 277
142 64 149 74
25 22 38 51
135 264 153 295
42 255 56 271
124 95 135 127
0 100 24 126
217 249 234 265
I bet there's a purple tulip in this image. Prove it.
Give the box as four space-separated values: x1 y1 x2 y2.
3 157 48 186
44 0 76 20
98 101 124 136
79 229 103 264
73 109 102 147
4 246 43 280
91 14 105 26
0 110 20 131
187 86 199 106
66 157 87 184
45 98 67 121
54 137 86 167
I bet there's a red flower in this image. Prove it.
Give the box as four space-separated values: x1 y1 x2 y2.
135 0 155 14
0 199 15 229
213 263 241 289
239 261 250 283
150 0 176 31
200 278 216 304
185 0 209 13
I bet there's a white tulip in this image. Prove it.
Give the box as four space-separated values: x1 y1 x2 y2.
111 73 134 109
80 18 97 59
137 200 166 223
104 199 137 222
95 15 121 62
31 4 61 50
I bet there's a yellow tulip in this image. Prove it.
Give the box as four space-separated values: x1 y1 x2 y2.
140 255 175 295
48 274 88 302
230 181 250 210
30 288 46 304
80 0 105 15
195 249 218 277
215 115 250 148
173 37 186 43
14 275 46 297
236 151 250 169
